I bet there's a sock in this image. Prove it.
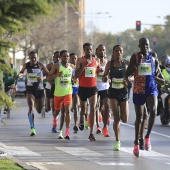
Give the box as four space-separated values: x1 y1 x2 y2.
28 113 34 129
53 118 57 128
59 130 62 136
65 128 70 136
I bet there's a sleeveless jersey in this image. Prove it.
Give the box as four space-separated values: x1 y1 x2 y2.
109 60 126 89
133 52 158 95
97 65 109 91
54 63 72 96
79 56 97 87
25 62 44 90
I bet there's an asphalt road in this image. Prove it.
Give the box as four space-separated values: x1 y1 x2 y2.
0 95 170 170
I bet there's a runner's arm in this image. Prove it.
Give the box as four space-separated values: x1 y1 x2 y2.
46 64 58 82
15 63 26 80
102 61 110 82
125 54 138 78
152 53 165 85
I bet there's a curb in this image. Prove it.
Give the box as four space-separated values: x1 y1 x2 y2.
12 157 37 170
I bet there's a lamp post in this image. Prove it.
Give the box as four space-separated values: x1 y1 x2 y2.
84 12 112 44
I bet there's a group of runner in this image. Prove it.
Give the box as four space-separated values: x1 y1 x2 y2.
15 37 165 157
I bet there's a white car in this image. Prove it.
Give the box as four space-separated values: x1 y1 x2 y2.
16 75 26 96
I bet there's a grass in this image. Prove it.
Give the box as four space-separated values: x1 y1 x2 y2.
0 158 24 170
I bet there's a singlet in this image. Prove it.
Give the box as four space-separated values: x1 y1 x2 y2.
25 62 44 90
79 56 97 87
109 60 126 89
54 63 72 96
97 65 109 91
133 52 158 95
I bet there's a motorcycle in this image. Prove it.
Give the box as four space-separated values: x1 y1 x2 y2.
157 84 170 125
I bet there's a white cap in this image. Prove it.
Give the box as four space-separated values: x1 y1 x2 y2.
166 58 170 65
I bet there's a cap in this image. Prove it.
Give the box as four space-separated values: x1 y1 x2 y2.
160 54 170 62
166 58 170 65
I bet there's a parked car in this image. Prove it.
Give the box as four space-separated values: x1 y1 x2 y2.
16 75 26 96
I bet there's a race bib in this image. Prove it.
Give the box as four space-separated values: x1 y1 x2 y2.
60 77 69 88
85 67 95 77
97 72 103 81
111 78 124 89
27 73 38 83
138 63 152 75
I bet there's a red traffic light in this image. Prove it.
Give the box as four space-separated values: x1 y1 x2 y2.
136 21 141 31
136 21 141 25
152 37 157 46
153 37 157 42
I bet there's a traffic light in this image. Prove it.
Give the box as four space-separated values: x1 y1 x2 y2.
136 21 141 31
152 37 157 46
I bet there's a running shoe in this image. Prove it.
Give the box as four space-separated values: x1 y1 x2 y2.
73 126 78 133
84 120 89 129
133 144 140 157
64 129 70 140
3 108 8 114
139 138 144 150
78 121 84 131
64 135 70 140
144 137 152 151
0 151 7 157
113 141 121 151
102 127 110 137
96 126 102 134
52 127 58 133
58 135 64 139
58 130 63 139
88 133 96 141
30 128 36 136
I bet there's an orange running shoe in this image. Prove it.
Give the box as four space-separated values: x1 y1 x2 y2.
102 127 110 137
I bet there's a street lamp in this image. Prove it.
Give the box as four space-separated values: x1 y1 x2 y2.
84 12 112 44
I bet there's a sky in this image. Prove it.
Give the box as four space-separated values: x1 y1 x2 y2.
85 0 170 34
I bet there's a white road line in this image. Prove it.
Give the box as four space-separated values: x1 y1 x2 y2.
118 121 170 138
55 147 133 166
27 162 63 170
0 143 40 156
121 147 170 157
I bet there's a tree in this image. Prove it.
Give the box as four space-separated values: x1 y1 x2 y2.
0 0 74 108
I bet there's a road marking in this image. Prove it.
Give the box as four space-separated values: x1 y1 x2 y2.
27 162 63 170
119 122 170 139
121 147 170 157
55 147 133 166
0 143 40 156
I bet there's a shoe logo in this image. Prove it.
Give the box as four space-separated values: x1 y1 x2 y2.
119 68 124 70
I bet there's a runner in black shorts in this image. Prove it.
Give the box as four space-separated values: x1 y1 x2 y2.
16 51 49 136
